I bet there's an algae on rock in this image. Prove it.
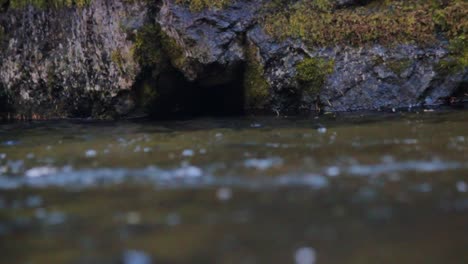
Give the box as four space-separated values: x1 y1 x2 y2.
243 44 270 110
296 57 334 98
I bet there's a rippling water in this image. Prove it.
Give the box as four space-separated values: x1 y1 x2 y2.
1 110 468 263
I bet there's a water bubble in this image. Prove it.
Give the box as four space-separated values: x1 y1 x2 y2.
85 150 98 158
304 175 329 189
174 166 202 178
317 127 327 134
456 181 467 193
244 158 283 170
182 149 194 157
0 153 6 159
294 247 316 264
250 123 262 128
25 166 57 178
126 212 141 225
199 148 207 154
3 140 19 146
26 153 35 159
217 187 232 202
123 250 152 264
143 147 152 153
325 166 340 177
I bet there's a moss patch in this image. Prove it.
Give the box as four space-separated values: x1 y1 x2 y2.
133 24 185 74
433 1 467 73
175 0 230 12
263 0 466 47
132 23 189 115
386 59 413 76
296 57 334 97
243 44 269 110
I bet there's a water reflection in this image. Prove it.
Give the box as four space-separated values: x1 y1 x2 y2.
1 110 468 263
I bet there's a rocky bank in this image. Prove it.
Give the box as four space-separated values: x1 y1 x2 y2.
0 0 466 119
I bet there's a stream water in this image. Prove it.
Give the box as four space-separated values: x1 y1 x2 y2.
1 110 468 264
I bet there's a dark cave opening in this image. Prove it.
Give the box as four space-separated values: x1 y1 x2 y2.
135 64 245 119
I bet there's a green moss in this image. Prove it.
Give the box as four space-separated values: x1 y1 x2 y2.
433 1 467 74
132 23 187 115
111 50 125 72
159 31 186 70
436 36 468 74
133 24 185 73
243 44 270 110
386 59 413 75
140 80 159 111
263 0 467 47
296 57 334 96
133 25 164 69
175 0 230 12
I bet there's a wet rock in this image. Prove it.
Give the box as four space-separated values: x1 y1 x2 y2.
0 0 466 118
318 45 466 111
0 0 147 119
157 0 262 85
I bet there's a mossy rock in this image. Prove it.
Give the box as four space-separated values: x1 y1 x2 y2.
296 57 334 97
386 59 413 76
175 0 231 12
133 24 186 74
263 0 467 48
243 44 270 110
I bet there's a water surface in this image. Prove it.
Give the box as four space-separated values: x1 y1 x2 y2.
1 110 468 263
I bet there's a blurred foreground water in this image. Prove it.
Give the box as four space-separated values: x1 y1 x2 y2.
1 110 468 264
